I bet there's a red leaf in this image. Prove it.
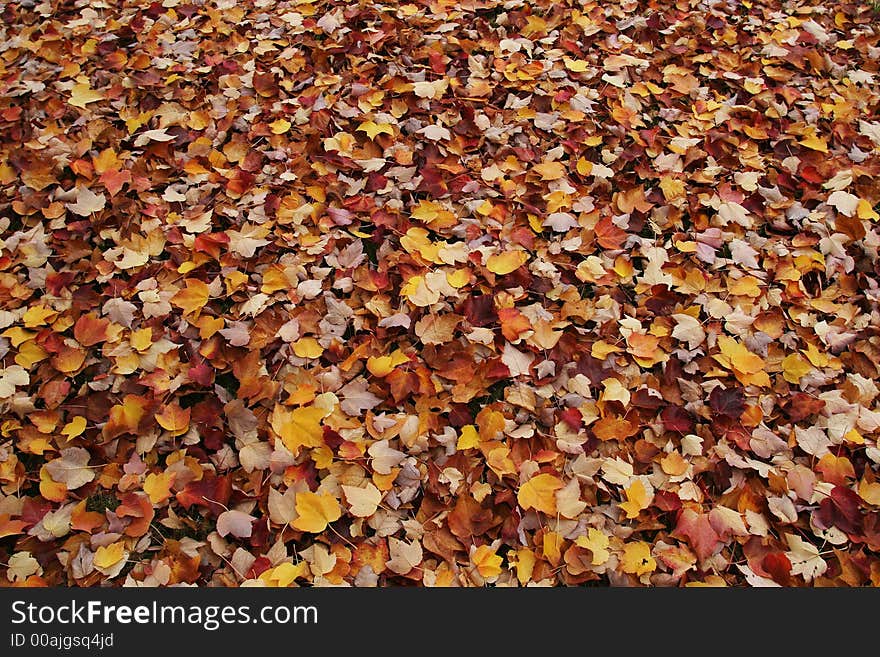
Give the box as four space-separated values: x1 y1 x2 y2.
783 393 826 423
672 508 723 562
762 552 792 586
816 485 863 535
660 405 694 433
709 386 745 419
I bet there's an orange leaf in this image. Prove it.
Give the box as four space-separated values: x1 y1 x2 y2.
171 279 210 317
155 403 191 436
73 313 111 346
517 473 563 515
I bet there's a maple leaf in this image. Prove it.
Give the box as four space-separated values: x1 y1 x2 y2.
784 534 827 582
619 479 652 520
66 186 106 216
291 492 341 533
270 405 325 455
471 545 503 580
216 510 255 539
44 448 95 491
342 484 382 518
68 82 104 109
575 529 610 566
518 473 564 515
171 279 210 318
620 542 656 577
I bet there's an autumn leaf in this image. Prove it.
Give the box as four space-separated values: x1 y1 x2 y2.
291 492 342 533
575 529 610 566
619 479 652 519
4 0 880 590
270 404 325 455
341 484 382 518
518 473 564 516
171 279 210 318
471 545 503 579
68 82 104 109
93 541 126 571
155 403 191 437
486 250 529 275
216 510 255 539
143 471 174 505
620 542 656 577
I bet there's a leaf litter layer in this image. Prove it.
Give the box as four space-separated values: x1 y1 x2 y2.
2 0 880 586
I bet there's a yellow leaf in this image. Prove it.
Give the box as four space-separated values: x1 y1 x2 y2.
269 118 292 134
621 541 656 577
23 304 57 328
799 132 828 153
271 404 325 455
717 335 764 374
130 327 153 352
357 120 394 140
801 341 829 368
576 157 593 176
591 340 623 360
859 479 880 506
14 341 47 368
487 446 516 477
472 545 503 579
782 353 812 384
291 492 341 533
517 473 564 515
446 268 470 288
542 531 563 564
39 466 67 502
261 561 307 587
401 275 440 307
514 548 536 584
171 279 210 317
486 250 529 275
728 275 762 297
293 337 324 359
92 148 120 174
2 327 35 347
93 541 126 569
456 424 480 450
61 416 87 441
564 58 591 73
196 316 224 339
532 161 566 180
619 479 651 519
143 471 174 504
575 528 610 565
68 83 104 109
366 355 395 378
857 199 878 221
659 176 685 201
155 403 191 436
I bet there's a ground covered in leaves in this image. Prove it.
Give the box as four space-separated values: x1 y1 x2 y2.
1 0 880 587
